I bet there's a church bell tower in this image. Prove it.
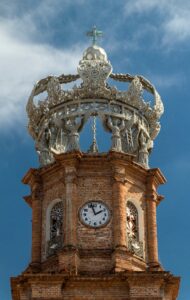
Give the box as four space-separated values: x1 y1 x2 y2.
11 27 180 300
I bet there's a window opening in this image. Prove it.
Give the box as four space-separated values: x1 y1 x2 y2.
47 201 63 256
126 201 143 258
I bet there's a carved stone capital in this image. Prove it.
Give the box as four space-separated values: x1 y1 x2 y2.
64 165 78 184
145 191 162 204
31 182 43 201
64 173 78 185
112 174 128 184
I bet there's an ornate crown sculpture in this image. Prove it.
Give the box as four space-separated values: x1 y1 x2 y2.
26 27 164 168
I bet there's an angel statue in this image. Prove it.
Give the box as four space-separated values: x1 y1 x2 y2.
107 116 126 152
55 128 68 153
48 119 59 149
121 111 137 153
138 130 149 167
62 115 87 152
36 125 53 166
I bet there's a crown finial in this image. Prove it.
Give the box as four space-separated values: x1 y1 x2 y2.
86 26 103 45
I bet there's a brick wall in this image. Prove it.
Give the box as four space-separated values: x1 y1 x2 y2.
13 153 180 300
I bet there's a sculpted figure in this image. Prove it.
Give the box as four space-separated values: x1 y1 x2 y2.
138 130 149 167
122 112 137 153
55 128 68 153
52 115 68 153
36 125 53 166
62 116 86 152
107 117 125 152
48 120 58 149
135 117 153 167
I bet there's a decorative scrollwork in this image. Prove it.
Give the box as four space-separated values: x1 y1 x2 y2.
128 238 143 258
26 44 164 169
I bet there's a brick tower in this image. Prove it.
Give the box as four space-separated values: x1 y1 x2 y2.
11 27 180 299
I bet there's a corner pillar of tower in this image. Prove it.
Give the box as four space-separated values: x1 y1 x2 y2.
22 169 43 272
56 152 82 274
145 168 166 270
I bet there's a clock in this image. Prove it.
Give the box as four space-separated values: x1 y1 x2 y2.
79 201 110 228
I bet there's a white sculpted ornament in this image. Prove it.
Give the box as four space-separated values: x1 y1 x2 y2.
61 115 87 152
78 45 112 89
138 131 149 167
47 77 62 105
107 117 125 152
36 125 53 166
25 31 164 169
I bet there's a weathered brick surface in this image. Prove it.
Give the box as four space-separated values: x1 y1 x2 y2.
32 283 61 298
38 154 149 274
79 255 113 274
11 272 180 300
11 152 180 300
113 249 146 272
129 285 160 297
77 175 113 250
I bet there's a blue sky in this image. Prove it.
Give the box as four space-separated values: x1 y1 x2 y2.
0 0 190 299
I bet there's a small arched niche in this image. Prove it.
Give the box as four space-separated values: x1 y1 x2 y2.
46 199 63 257
126 200 144 258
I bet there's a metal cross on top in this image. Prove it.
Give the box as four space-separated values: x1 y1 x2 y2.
86 26 103 45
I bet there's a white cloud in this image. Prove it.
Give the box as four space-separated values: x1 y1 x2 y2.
0 17 84 131
0 0 94 132
163 13 190 45
147 73 184 89
125 0 162 15
125 0 190 47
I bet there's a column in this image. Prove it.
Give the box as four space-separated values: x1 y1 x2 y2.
112 171 127 249
31 177 42 269
64 163 78 248
146 177 160 268
58 160 78 274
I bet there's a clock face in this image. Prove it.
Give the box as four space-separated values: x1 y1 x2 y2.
79 201 110 228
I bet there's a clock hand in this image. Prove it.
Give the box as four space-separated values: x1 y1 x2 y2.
90 203 96 215
94 210 104 215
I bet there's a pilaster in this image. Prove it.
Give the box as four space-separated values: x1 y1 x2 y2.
56 153 81 273
29 171 43 271
111 165 127 249
110 155 129 272
145 169 166 270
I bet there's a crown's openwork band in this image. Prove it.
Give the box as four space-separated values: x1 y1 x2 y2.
26 45 164 168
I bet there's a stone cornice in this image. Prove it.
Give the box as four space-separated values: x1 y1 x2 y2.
22 152 166 190
11 271 180 299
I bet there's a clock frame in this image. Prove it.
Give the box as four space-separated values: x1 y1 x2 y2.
79 200 111 228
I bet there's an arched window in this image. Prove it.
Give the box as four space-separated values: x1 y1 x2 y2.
47 201 63 256
126 201 143 258
126 201 139 241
